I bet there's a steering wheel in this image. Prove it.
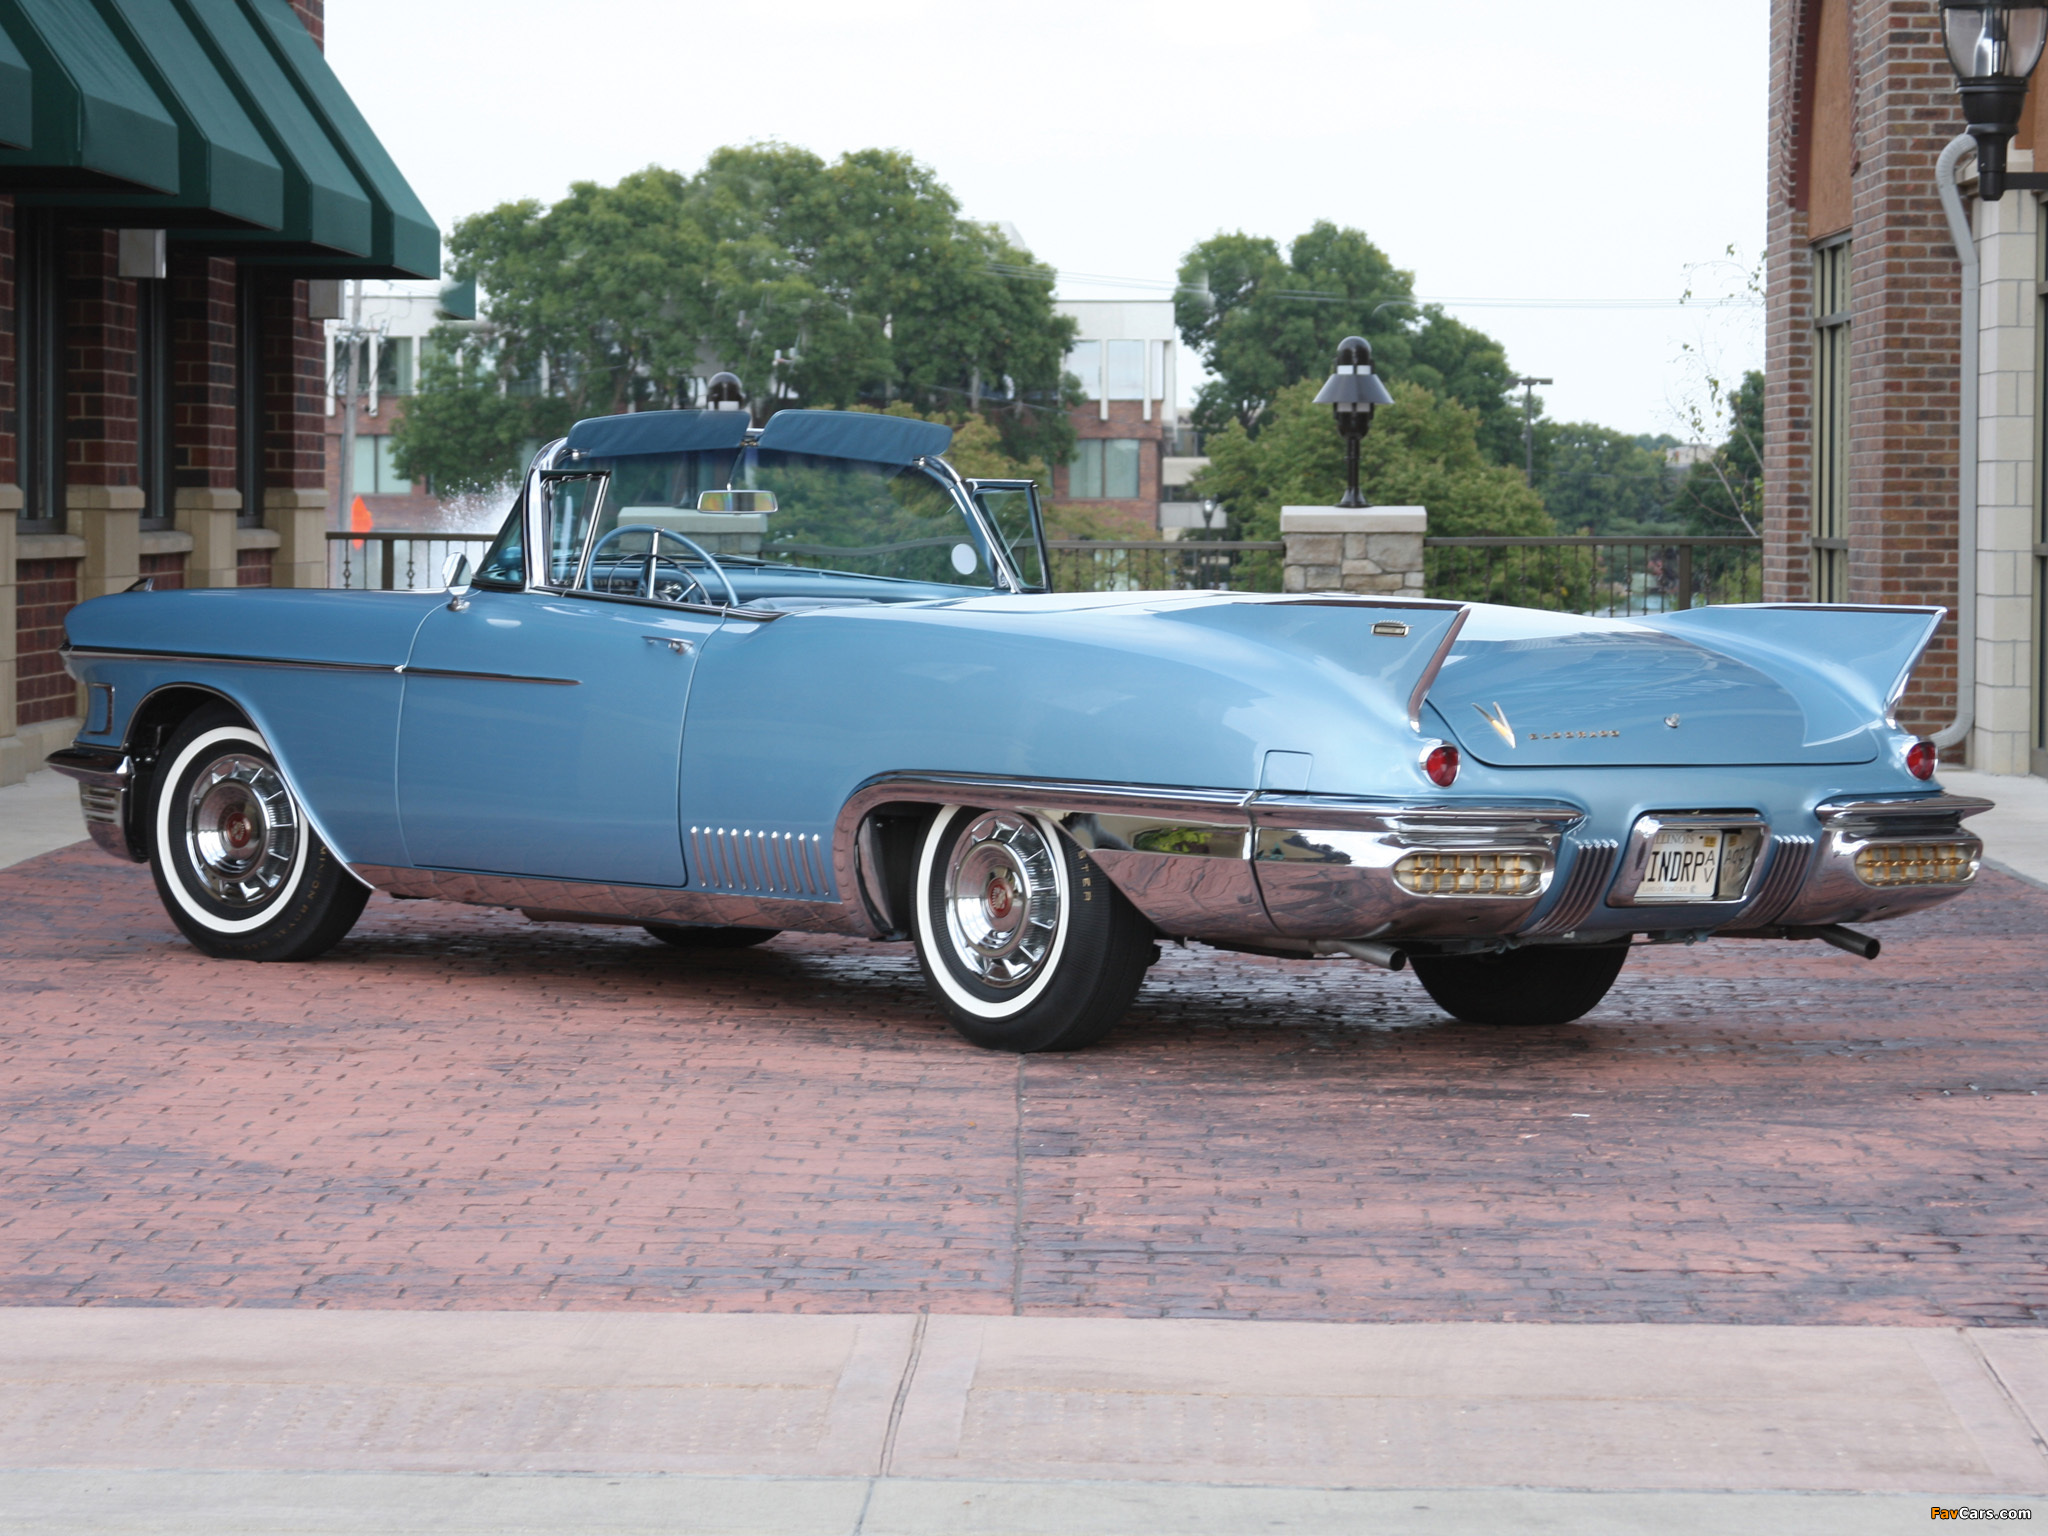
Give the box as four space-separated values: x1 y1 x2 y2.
586 525 740 608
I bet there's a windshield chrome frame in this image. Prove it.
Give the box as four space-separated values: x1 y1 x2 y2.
516 435 1020 603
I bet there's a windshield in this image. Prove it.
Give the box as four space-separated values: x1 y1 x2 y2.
563 447 1000 598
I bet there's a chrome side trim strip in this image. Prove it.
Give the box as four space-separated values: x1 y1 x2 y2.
1521 841 1619 936
349 864 861 936
61 644 577 687
1406 604 1472 732
1815 794 1994 826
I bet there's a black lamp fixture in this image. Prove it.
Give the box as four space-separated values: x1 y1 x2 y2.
705 371 746 410
1940 0 2048 199
1312 336 1393 509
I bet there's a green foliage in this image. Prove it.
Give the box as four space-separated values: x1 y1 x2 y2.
1672 369 1763 534
1192 378 1553 543
414 147 1079 495
389 330 572 496
1534 422 1684 536
1175 222 1519 461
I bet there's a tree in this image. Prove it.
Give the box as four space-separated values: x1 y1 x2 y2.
1174 222 1519 460
1192 377 1553 542
403 147 1079 494
389 330 572 497
1534 422 1684 536
1672 369 1763 535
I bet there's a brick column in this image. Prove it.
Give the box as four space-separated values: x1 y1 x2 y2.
264 488 326 587
1279 507 1425 598
67 485 144 598
0 495 18 783
256 273 329 587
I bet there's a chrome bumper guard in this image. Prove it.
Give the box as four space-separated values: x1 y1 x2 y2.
45 745 144 863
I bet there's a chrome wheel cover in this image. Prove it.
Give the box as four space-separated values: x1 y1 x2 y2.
941 813 1061 989
181 752 300 908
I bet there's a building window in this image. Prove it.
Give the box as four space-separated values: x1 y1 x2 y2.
1063 338 1167 403
136 277 174 532
351 434 408 495
375 335 413 397
1068 438 1142 500
15 211 62 532
1811 237 1851 602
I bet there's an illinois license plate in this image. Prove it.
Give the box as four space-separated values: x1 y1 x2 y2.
1636 827 1724 902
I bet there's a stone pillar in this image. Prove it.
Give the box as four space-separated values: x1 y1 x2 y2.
67 485 145 599
1279 506 1426 598
264 487 327 587
176 487 243 588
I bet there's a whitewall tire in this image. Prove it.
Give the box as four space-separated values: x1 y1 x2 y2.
148 705 369 961
911 806 1155 1052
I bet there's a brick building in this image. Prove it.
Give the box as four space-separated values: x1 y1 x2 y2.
1053 300 1206 535
1768 0 2044 775
0 0 436 787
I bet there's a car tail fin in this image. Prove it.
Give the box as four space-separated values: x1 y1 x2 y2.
1644 604 1943 724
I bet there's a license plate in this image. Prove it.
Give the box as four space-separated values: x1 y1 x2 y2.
1635 827 1724 902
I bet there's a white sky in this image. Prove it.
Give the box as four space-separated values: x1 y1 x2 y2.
328 0 1767 439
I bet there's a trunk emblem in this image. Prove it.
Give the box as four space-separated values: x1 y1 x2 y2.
1473 701 1517 749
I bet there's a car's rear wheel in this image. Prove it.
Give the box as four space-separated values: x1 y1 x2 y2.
912 806 1154 1052
643 924 779 949
148 706 369 961
1410 942 1631 1026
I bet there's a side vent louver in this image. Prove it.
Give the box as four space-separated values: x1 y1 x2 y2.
1522 840 1619 936
1738 835 1815 926
690 827 829 897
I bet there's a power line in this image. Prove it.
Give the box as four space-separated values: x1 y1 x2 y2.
984 261 1758 310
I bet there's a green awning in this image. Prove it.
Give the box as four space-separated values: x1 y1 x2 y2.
18 0 284 228
240 0 437 278
173 0 371 255
0 15 32 149
0 0 179 191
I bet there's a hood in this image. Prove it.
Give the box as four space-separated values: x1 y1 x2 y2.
1426 606 1884 768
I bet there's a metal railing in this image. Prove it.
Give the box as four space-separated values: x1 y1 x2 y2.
328 531 496 591
1048 539 1285 593
1424 536 1763 616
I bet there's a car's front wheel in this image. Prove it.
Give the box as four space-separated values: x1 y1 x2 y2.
1409 942 1631 1027
912 806 1154 1052
148 706 369 961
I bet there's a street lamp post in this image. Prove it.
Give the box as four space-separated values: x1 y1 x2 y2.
1312 336 1393 510
1513 375 1552 487
1940 0 2048 199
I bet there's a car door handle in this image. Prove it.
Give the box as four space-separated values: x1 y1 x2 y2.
645 636 694 655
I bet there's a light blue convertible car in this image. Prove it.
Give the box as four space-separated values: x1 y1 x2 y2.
49 407 1991 1051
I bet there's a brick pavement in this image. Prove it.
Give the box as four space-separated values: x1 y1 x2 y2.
0 844 2043 1324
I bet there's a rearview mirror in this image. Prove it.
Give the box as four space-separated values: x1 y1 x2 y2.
443 551 473 610
696 489 778 514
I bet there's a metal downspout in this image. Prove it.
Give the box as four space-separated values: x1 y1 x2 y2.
1934 132 1978 752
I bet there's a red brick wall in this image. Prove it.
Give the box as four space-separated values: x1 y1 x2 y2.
63 229 138 490
172 255 239 492
16 557 79 725
1765 0 1964 743
237 547 272 586
1055 399 1166 531
139 552 186 590
259 276 326 494
290 0 323 49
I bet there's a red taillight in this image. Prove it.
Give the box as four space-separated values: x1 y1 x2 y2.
1906 739 1937 780
1424 744 1460 787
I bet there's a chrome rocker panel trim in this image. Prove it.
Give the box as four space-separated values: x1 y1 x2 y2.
349 864 862 936
833 773 1587 945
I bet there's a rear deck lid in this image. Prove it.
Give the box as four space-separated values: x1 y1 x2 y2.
1427 607 1878 767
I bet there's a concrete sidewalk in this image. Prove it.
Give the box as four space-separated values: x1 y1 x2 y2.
0 1311 2043 1533
0 768 83 869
